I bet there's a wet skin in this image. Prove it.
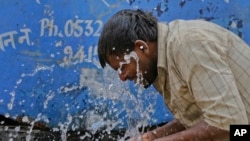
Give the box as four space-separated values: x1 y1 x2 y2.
107 40 158 88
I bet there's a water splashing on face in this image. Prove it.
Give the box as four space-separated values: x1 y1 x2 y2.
2 53 162 141
118 51 146 87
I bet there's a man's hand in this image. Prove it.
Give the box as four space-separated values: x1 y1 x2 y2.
155 120 229 141
127 119 229 141
127 131 158 141
127 119 186 141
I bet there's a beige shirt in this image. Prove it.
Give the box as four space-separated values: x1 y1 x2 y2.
153 20 250 136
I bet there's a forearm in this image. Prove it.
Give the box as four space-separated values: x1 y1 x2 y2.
127 119 185 141
155 120 229 141
151 118 186 137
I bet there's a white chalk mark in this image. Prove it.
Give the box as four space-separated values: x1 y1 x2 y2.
36 0 41 4
102 0 110 7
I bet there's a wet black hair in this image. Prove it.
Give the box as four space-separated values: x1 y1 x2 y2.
98 9 158 68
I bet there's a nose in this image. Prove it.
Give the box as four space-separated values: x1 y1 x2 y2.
118 73 128 81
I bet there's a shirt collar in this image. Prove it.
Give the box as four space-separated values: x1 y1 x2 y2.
152 22 171 100
157 22 169 69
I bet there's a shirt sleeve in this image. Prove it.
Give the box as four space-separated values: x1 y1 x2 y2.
174 30 248 131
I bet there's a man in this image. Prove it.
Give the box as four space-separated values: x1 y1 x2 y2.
97 9 250 141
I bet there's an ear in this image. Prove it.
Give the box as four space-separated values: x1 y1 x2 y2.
134 40 150 55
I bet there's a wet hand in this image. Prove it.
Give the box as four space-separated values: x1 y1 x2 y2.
127 131 158 141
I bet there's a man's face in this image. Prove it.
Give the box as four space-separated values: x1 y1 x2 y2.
107 45 157 88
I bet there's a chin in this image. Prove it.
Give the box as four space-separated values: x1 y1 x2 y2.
144 84 150 89
134 81 151 89
134 77 152 88
143 81 151 89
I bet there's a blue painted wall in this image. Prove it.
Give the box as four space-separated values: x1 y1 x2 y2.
0 0 249 132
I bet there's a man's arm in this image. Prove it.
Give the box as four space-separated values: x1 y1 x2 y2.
148 118 186 137
155 120 229 141
128 118 186 141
